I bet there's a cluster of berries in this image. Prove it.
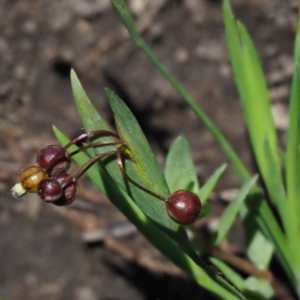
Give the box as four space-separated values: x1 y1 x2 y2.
11 130 201 225
12 145 77 206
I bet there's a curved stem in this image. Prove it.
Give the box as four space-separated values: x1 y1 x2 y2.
64 130 121 149
116 145 167 202
68 138 123 158
64 150 118 186
46 130 122 173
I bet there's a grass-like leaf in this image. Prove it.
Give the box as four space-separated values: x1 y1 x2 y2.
223 0 282 214
211 248 274 299
105 88 184 238
243 277 274 300
285 20 300 290
263 137 286 222
198 164 227 204
165 136 200 193
222 0 297 288
213 175 258 246
210 258 244 290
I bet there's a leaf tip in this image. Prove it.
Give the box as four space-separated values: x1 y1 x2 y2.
104 87 113 97
222 0 234 17
70 68 77 80
52 125 59 134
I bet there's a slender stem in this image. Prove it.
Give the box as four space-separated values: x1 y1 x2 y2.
116 145 167 202
68 138 123 157
64 129 121 149
46 130 122 173
64 144 167 204
63 150 118 186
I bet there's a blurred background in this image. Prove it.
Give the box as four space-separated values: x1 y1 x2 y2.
0 0 296 299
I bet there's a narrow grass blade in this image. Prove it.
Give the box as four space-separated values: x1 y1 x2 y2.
165 136 200 193
285 22 300 290
210 258 244 290
210 258 273 299
223 0 283 216
223 0 297 288
263 137 287 221
198 164 227 204
213 175 258 245
256 200 296 287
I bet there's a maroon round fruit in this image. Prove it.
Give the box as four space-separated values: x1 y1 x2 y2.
166 190 201 225
36 145 71 175
51 173 79 206
38 178 63 203
20 166 47 193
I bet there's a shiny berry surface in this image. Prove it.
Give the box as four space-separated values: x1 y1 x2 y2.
20 166 47 193
166 190 201 225
38 178 63 203
36 145 71 175
51 173 79 206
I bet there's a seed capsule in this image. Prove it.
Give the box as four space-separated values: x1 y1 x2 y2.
51 173 79 206
166 190 201 225
19 166 47 193
38 178 63 203
36 145 71 175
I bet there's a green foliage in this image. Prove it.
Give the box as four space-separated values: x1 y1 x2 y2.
52 0 300 298
56 71 247 299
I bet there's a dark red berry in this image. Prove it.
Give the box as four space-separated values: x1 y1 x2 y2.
38 178 63 203
20 166 47 193
166 190 201 225
36 145 71 175
51 173 79 206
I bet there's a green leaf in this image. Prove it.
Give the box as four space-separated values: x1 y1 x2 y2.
223 0 295 288
104 88 185 238
223 1 281 212
243 277 274 300
210 258 244 290
246 231 273 271
70 70 111 132
165 136 200 193
263 137 286 222
213 175 258 246
199 164 227 204
285 21 300 289
110 0 143 46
